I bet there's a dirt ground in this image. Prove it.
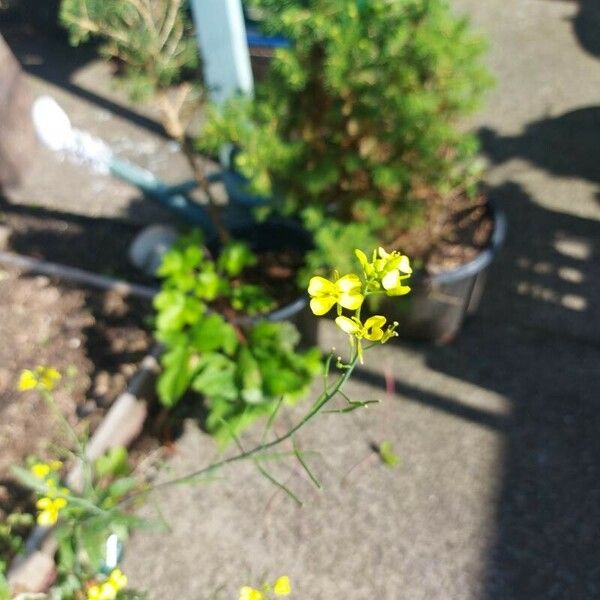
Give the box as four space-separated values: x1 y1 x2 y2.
0 266 150 482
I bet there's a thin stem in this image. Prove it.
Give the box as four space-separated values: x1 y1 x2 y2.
119 349 359 505
180 137 231 245
41 390 82 456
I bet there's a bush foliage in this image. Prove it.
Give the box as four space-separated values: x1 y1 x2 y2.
200 0 492 275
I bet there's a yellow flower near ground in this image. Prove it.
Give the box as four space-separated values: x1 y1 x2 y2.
30 460 63 479
107 569 128 590
18 370 38 391
86 569 127 600
36 496 67 526
18 366 61 392
239 587 263 600
31 463 51 479
273 575 291 596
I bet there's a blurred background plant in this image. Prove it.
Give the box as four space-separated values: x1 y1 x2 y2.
200 0 493 277
154 233 321 442
11 369 149 599
60 0 201 138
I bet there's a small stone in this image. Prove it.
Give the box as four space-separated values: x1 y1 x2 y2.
67 337 81 349
34 275 50 288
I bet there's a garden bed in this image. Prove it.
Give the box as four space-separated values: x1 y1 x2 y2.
0 262 151 533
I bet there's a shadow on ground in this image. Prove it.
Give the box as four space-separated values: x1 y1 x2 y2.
479 106 600 201
356 172 599 598
566 0 600 58
0 17 167 140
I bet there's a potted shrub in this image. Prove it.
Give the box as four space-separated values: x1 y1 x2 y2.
59 0 320 439
199 0 505 342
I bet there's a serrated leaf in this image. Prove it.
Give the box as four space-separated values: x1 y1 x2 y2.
190 314 238 355
191 353 237 400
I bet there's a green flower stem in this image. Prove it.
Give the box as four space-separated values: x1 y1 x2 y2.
41 390 83 455
120 347 360 503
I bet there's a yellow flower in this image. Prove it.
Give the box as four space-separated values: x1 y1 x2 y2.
335 315 387 342
87 585 102 600
239 587 263 600
308 273 364 316
18 370 38 391
86 570 127 600
273 576 292 596
30 460 63 479
17 366 61 392
107 569 127 591
86 583 116 600
36 496 67 526
31 463 51 479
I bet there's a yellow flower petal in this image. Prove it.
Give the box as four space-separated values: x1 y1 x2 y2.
18 370 37 391
335 316 361 335
53 497 67 510
336 273 362 293
98 582 118 600
310 296 337 316
381 269 400 290
49 460 63 471
308 276 337 296
239 587 263 600
108 569 128 590
37 509 57 526
363 315 386 341
273 576 292 596
87 585 102 600
398 255 412 274
36 497 52 510
386 285 411 297
39 367 61 391
338 291 364 310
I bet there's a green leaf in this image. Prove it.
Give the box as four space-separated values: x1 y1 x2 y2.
0 571 9 600
378 440 400 468
107 476 139 500
10 465 46 493
217 241 257 277
191 353 237 400
157 345 193 407
95 446 129 479
190 314 238 355
237 346 263 404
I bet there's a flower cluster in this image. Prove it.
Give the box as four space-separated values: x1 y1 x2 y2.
87 568 128 600
31 460 63 479
240 575 291 600
31 460 69 525
36 496 68 526
355 247 412 296
18 366 61 392
308 247 411 360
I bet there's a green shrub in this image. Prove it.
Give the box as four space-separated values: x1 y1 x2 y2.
200 0 492 276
